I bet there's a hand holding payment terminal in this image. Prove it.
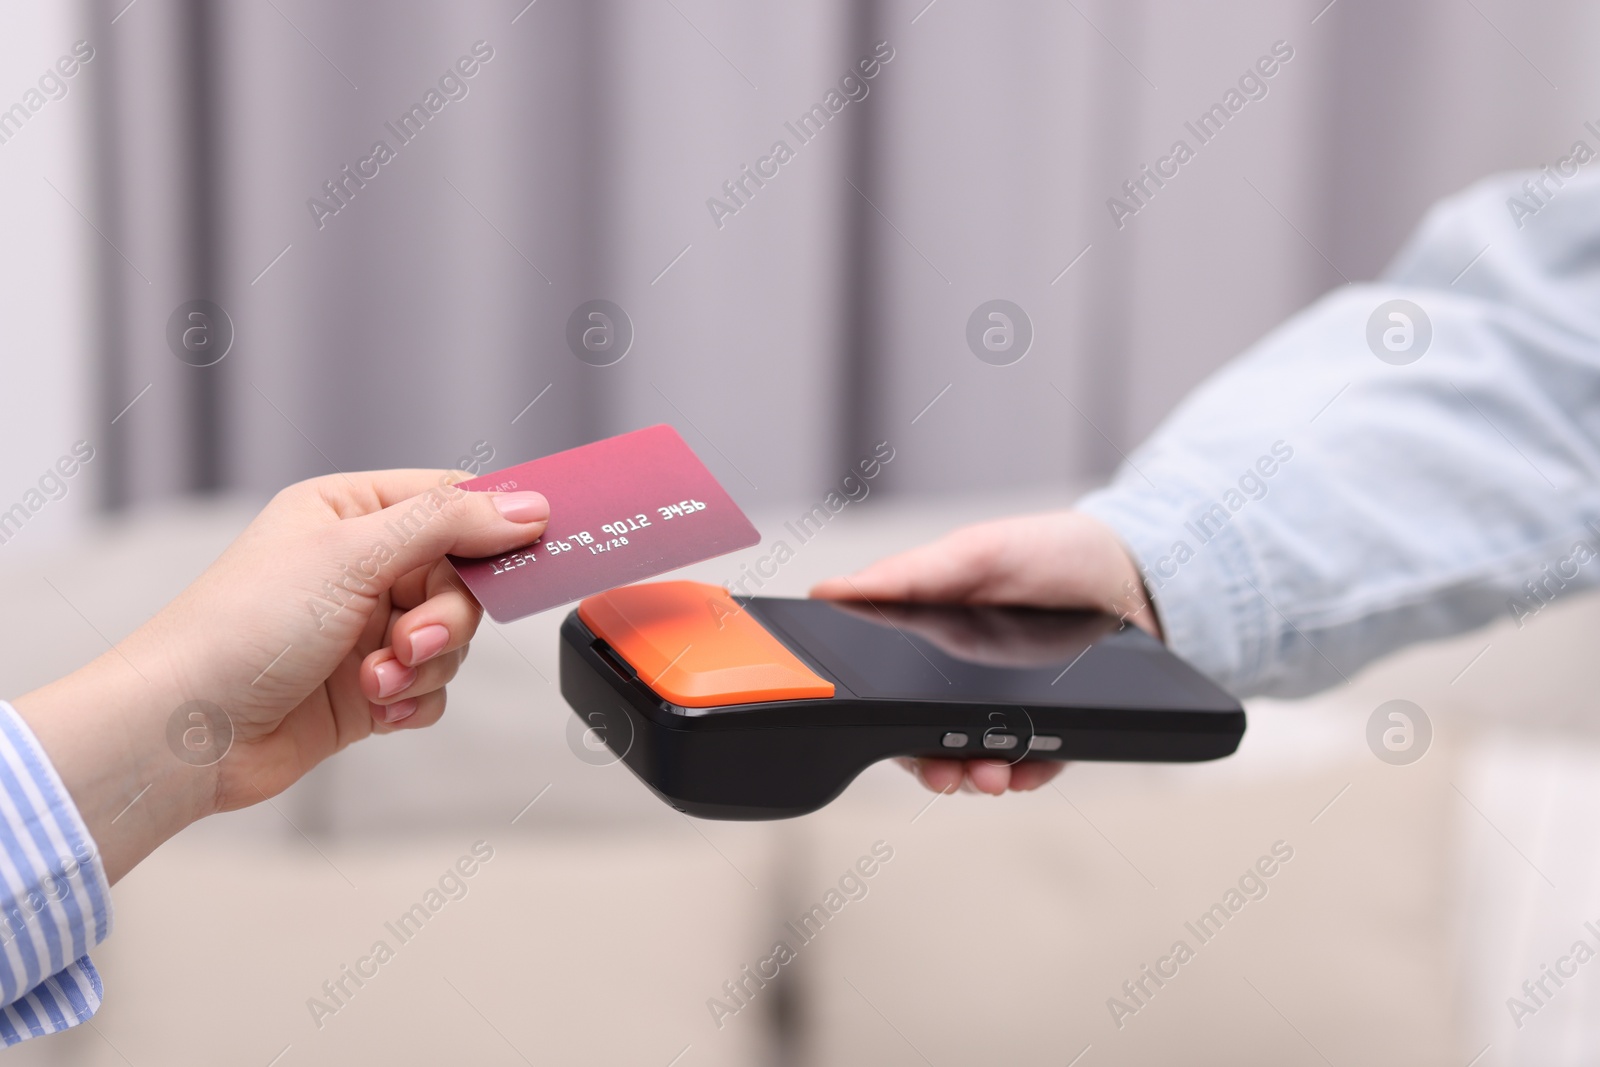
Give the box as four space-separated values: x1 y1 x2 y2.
558 581 1245 819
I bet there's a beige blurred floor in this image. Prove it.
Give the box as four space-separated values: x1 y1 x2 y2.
3 491 1599 1066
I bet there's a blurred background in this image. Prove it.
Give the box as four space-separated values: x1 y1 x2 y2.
4 0 1600 1063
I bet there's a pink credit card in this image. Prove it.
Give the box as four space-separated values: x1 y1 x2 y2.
448 425 759 622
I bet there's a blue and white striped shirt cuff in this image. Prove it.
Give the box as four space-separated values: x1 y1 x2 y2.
0 700 113 1045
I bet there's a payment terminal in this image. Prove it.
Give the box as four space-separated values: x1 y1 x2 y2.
558 580 1245 819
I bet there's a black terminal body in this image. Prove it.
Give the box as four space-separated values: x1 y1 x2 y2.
558 588 1244 820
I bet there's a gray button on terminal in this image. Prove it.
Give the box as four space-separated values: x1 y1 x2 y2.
941 732 969 748
983 732 1018 750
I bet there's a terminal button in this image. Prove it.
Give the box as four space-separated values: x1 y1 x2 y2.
1028 735 1063 752
941 732 969 748
983 732 1019 750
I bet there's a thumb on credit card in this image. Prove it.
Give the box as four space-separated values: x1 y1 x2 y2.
327 469 550 582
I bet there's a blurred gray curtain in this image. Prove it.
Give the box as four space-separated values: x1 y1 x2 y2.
87 0 1600 510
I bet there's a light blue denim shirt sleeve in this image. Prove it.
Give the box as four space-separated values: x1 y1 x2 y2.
1076 169 1600 698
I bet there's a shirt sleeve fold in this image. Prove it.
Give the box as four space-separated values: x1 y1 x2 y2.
0 699 113 1045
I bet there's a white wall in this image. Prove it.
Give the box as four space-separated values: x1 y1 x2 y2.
0 2 95 559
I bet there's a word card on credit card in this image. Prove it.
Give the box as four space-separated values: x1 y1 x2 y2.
448 425 760 622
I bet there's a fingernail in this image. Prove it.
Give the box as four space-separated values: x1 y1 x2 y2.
383 698 419 724
493 490 549 523
407 624 450 664
373 659 416 698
